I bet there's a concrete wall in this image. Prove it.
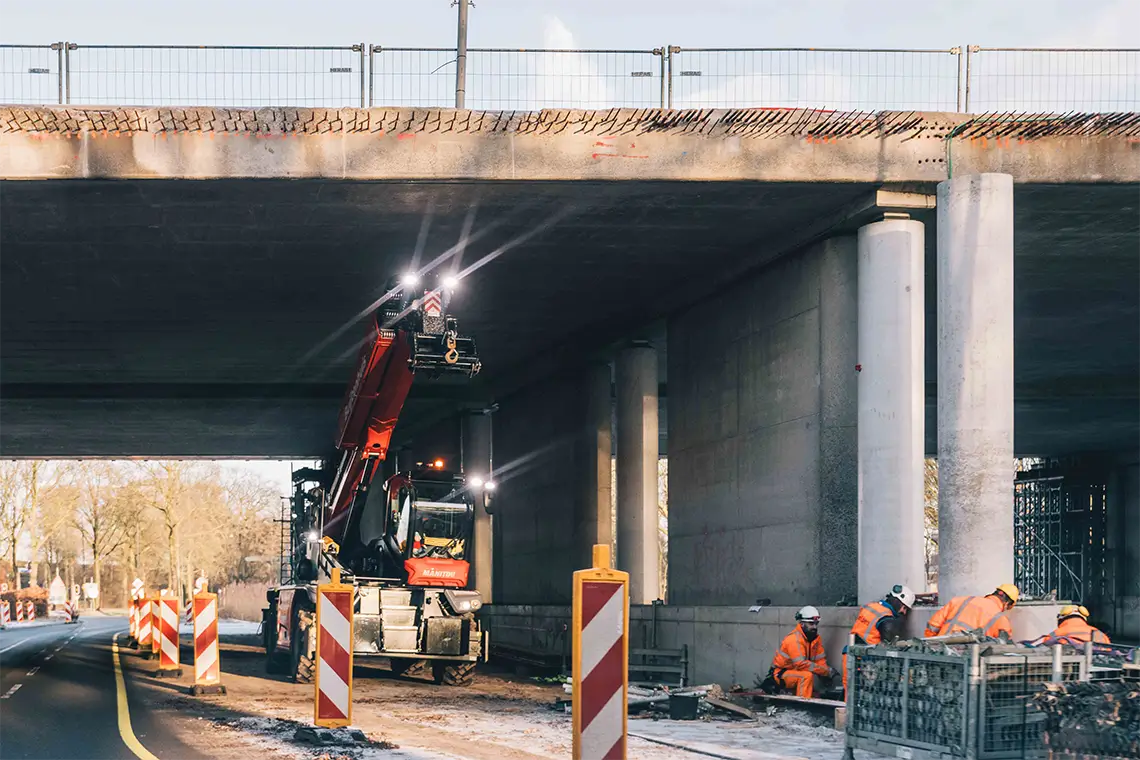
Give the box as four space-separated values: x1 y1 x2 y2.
481 603 1065 687
1113 459 1140 642
666 236 858 607
491 366 610 604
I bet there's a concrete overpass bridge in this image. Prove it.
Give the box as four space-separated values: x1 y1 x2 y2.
1 104 1137 677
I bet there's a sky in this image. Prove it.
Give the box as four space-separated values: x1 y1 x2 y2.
3 0 1137 50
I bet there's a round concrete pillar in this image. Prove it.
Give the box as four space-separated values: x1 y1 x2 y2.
462 411 494 602
936 173 1015 600
857 217 927 601
616 343 660 604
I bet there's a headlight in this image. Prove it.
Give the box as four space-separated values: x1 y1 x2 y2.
484 480 496 491
443 589 483 614
401 272 419 287
470 476 484 488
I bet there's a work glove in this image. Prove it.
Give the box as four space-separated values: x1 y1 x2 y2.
827 667 840 680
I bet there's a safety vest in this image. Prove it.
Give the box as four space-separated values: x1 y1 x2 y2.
771 625 829 676
850 600 895 646
1050 617 1110 644
924 595 1012 638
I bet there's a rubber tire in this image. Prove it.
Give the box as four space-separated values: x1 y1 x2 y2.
391 659 430 680
264 609 289 675
433 661 476 687
291 605 316 684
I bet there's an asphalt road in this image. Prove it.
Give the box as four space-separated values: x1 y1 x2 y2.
0 615 202 759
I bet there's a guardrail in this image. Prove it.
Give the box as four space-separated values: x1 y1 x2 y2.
2 42 1137 112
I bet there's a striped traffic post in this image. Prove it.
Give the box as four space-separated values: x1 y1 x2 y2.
572 544 629 760
150 593 162 659
137 596 153 652
25 601 35 622
0 600 9 627
314 568 354 728
155 596 182 677
15 601 25 623
128 598 137 639
190 588 226 695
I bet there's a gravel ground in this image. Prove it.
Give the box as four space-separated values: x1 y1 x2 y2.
127 635 851 760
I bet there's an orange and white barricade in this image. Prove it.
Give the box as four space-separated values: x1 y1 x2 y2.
315 569 355 728
150 593 162 659
190 589 226 695
572 545 629 760
137 596 153 652
25 601 35 622
128 598 138 639
0 600 9 627
155 596 182 677
15 601 25 623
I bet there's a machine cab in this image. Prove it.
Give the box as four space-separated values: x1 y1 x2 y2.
384 467 477 588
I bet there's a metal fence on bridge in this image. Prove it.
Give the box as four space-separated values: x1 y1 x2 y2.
2 41 1137 113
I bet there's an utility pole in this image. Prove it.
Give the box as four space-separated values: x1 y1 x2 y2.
455 0 469 108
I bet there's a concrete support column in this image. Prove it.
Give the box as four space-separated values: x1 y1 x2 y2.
856 218 926 600
616 343 660 604
936 173 1015 600
461 411 494 602
576 363 614 571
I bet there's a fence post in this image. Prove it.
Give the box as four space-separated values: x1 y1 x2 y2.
952 46 963 111
455 0 469 108
654 47 666 109
666 46 679 109
964 45 978 113
572 544 629 760
51 42 63 104
357 43 366 108
64 42 75 104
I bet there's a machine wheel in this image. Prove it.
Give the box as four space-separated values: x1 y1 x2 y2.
391 659 429 680
264 609 288 674
290 604 316 684
433 661 476 687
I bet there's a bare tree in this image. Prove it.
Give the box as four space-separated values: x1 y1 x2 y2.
73 462 133 606
26 463 77 587
0 461 29 586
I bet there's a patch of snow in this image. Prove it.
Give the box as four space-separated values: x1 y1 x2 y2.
178 618 262 636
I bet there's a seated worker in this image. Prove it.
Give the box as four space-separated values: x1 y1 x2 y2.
1035 605 1111 645
764 606 838 699
924 584 1018 639
843 584 914 695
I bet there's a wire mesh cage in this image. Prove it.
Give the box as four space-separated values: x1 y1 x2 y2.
66 44 366 107
848 645 1089 760
667 47 962 110
965 47 1140 113
0 44 63 104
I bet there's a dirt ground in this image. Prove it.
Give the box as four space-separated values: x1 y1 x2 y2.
124 633 851 760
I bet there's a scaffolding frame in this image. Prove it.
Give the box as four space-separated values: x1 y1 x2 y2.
1013 459 1109 612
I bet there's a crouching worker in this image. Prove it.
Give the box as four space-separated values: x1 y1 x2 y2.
761 606 837 699
1031 605 1110 646
843 584 914 696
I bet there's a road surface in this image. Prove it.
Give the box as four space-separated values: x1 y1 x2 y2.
0 615 202 759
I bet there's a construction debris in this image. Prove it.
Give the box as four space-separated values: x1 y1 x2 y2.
558 680 758 721
1034 680 1140 759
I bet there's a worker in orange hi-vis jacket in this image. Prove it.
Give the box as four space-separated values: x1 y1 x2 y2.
924 584 1019 639
1031 605 1111 646
766 606 837 699
843 584 914 695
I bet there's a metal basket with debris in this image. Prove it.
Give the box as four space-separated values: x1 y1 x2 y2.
843 632 1090 760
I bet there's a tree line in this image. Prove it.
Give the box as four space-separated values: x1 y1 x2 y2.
0 460 283 607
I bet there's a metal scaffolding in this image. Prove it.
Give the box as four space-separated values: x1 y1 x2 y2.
1013 459 1109 610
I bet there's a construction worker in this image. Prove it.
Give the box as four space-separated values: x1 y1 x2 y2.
924 584 1019 639
843 584 915 694
766 606 838 699
1037 605 1111 645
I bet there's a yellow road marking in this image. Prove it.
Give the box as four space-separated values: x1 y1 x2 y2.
112 633 161 760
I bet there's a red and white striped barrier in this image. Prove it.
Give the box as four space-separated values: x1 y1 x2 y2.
572 545 629 760
128 598 138 638
15 602 25 623
190 591 226 695
314 569 354 728
0 600 9 626
137 597 153 650
25 601 35 622
156 596 182 677
150 594 162 659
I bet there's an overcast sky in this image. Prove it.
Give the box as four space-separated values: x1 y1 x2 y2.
3 0 1137 49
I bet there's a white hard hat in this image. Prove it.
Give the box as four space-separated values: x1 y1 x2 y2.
889 584 916 608
796 605 821 622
